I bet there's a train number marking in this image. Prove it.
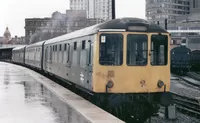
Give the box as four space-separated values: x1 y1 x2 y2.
140 80 146 87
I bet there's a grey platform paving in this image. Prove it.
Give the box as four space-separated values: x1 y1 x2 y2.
0 62 124 123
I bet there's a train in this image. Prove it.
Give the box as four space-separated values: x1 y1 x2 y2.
170 36 200 74
184 36 200 71
12 17 172 123
190 50 200 71
170 45 191 75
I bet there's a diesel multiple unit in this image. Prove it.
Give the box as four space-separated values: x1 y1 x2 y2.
12 18 172 123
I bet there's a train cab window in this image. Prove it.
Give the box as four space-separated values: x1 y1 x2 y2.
127 34 148 66
151 35 168 65
99 34 123 66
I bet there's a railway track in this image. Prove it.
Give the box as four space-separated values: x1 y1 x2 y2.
171 92 200 118
172 74 200 89
188 72 200 82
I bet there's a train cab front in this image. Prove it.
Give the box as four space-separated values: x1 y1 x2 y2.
93 32 171 94
90 18 173 122
91 30 172 122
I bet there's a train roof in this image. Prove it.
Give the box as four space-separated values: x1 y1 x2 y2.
12 45 27 51
26 40 46 49
44 17 168 45
44 24 99 45
171 46 191 51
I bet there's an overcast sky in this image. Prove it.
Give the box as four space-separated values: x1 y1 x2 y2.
0 0 145 37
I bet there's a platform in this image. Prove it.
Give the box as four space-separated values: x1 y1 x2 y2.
0 62 124 123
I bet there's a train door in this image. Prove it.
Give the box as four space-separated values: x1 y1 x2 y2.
150 34 169 89
86 39 93 90
66 43 71 79
44 46 48 71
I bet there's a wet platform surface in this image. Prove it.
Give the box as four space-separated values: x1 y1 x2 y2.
0 62 124 123
0 62 62 123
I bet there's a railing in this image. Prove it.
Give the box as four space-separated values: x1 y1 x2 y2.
168 30 200 33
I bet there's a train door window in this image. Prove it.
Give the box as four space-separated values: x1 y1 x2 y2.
64 44 67 51
63 43 67 63
59 44 62 51
151 34 168 65
127 34 148 66
82 40 86 49
99 34 123 66
54 45 57 63
67 44 70 63
59 44 62 63
50 46 52 62
57 45 59 63
88 40 92 64
74 42 77 50
55 45 57 51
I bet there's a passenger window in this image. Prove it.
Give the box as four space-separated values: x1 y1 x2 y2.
151 35 168 65
127 34 148 66
99 34 123 66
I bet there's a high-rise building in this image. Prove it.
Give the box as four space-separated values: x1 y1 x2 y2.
190 0 200 13
146 0 190 27
70 0 88 10
70 0 115 21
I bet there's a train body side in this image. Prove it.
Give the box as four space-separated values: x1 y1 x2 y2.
12 45 26 64
190 50 200 71
43 34 95 91
25 41 45 70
